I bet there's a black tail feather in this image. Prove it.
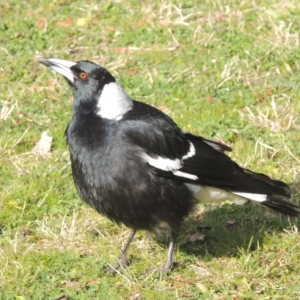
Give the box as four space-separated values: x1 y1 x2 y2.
241 167 291 198
262 196 300 217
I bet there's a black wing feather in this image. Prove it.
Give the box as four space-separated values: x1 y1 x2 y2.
122 101 190 159
121 101 290 198
180 134 290 197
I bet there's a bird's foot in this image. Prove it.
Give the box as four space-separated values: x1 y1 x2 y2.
143 262 173 276
106 253 130 274
143 261 184 276
159 260 173 273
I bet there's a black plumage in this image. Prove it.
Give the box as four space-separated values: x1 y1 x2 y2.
39 58 300 272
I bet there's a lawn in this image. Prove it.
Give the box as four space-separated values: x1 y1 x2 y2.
1 0 300 299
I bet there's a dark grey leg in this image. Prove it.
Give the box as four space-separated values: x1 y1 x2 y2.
109 229 136 273
160 231 178 272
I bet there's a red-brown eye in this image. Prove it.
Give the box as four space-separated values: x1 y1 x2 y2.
79 72 88 80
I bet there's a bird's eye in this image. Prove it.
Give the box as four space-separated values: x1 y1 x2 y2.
79 72 88 80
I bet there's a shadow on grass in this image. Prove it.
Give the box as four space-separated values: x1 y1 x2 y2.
152 201 299 263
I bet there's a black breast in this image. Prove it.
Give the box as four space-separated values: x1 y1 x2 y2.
65 110 195 231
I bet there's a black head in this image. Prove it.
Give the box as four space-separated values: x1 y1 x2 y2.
39 58 133 119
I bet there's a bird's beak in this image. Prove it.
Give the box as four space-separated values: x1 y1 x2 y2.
39 58 76 84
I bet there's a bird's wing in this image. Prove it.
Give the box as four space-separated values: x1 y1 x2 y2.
179 133 290 196
122 113 289 198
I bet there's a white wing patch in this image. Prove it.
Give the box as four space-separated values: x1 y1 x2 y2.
141 153 182 171
173 171 198 180
96 82 133 120
141 140 198 180
182 141 196 160
232 192 267 203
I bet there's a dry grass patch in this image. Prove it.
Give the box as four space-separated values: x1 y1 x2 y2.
239 95 297 132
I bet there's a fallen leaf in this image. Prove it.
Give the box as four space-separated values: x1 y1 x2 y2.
173 274 184 282
266 89 272 95
35 17 47 30
226 219 240 230
32 131 52 159
130 293 141 300
188 231 206 242
114 47 129 53
0 101 14 120
106 26 116 31
77 18 87 26
226 219 236 225
158 105 168 112
195 282 208 292
57 19 72 27
77 14 92 26
180 293 193 297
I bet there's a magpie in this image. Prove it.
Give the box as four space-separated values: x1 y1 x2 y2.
39 57 300 273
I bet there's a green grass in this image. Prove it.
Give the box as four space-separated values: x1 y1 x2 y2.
1 0 300 298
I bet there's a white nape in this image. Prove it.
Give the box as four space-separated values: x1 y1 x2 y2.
96 82 133 120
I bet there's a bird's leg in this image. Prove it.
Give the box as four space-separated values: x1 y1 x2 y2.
109 229 136 273
116 229 136 267
160 231 178 272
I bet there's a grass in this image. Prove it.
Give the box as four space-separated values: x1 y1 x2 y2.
1 0 300 298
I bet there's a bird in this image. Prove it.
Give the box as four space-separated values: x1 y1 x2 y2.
39 57 300 273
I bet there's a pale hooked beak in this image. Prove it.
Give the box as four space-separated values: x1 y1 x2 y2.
39 57 76 83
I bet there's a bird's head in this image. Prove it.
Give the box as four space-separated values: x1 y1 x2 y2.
39 58 133 119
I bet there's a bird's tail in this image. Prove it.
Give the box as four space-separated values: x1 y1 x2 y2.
231 168 300 217
261 196 300 217
188 185 300 217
